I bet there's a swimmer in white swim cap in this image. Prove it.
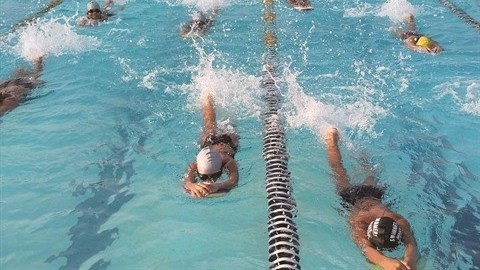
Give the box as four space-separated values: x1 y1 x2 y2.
78 0 115 27
183 93 239 198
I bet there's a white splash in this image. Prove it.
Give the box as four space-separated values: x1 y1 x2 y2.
344 3 376 18
14 18 100 61
182 47 262 120
434 81 480 116
378 0 416 23
282 66 388 144
160 0 227 11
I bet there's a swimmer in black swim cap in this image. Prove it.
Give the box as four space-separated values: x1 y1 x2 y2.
325 127 419 270
180 9 219 38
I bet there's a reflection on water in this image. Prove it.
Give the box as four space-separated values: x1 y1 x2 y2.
46 125 136 270
395 112 480 270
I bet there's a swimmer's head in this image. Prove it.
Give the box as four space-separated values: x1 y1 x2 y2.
87 1 101 11
196 147 222 175
192 12 207 23
416 36 434 48
367 217 403 250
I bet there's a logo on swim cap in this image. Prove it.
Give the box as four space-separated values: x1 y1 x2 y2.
196 147 222 175
416 36 433 48
367 217 403 250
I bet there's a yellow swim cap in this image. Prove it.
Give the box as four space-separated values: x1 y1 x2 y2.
416 36 433 48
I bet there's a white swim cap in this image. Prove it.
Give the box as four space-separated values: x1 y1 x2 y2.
87 1 101 11
192 12 206 22
196 147 222 175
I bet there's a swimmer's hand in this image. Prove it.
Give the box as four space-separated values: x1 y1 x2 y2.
184 182 218 198
184 182 209 198
426 45 442 54
380 258 411 270
401 256 417 270
197 182 219 194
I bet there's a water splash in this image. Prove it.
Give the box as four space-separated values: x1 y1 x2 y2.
12 18 100 61
433 80 480 116
182 43 263 121
282 65 388 145
161 0 227 12
378 0 416 23
344 3 376 18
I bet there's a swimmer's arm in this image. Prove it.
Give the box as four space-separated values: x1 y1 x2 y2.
0 96 19 116
352 223 406 269
397 217 419 269
33 56 44 79
212 159 238 192
77 18 87 26
104 0 114 9
184 162 211 198
404 37 426 52
183 162 198 188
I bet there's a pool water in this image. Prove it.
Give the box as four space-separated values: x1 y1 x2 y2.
1 0 479 269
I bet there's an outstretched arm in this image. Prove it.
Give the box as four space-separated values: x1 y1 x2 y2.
351 220 412 270
202 93 217 133
183 162 210 198
200 158 239 194
397 217 419 269
103 0 114 9
33 56 44 79
325 127 350 192
404 13 416 32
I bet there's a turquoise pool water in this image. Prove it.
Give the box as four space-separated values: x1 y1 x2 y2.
1 0 479 269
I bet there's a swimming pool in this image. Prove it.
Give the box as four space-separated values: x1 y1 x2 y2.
1 0 479 269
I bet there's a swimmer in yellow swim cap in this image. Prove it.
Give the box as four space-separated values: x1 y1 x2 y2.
394 13 443 54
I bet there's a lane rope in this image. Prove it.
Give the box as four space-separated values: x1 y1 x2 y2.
438 0 480 32
1 0 64 39
261 0 301 269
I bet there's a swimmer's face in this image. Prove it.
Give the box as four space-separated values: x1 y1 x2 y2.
197 170 222 182
87 9 102 20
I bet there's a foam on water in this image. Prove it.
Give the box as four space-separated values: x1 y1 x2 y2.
433 80 480 116
282 66 388 145
378 0 416 23
162 0 228 11
9 18 100 61
181 42 263 121
343 3 376 18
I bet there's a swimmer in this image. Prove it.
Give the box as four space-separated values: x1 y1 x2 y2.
287 0 313 11
0 56 44 117
180 9 218 38
325 127 419 270
394 13 443 54
77 0 115 27
183 93 239 198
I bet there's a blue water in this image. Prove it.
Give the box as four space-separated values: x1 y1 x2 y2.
1 0 479 269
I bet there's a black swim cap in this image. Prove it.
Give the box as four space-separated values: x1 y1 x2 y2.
367 217 402 249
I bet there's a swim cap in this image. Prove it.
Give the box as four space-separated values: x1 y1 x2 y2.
196 147 222 175
416 36 433 48
87 1 101 11
367 217 403 249
192 12 207 23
